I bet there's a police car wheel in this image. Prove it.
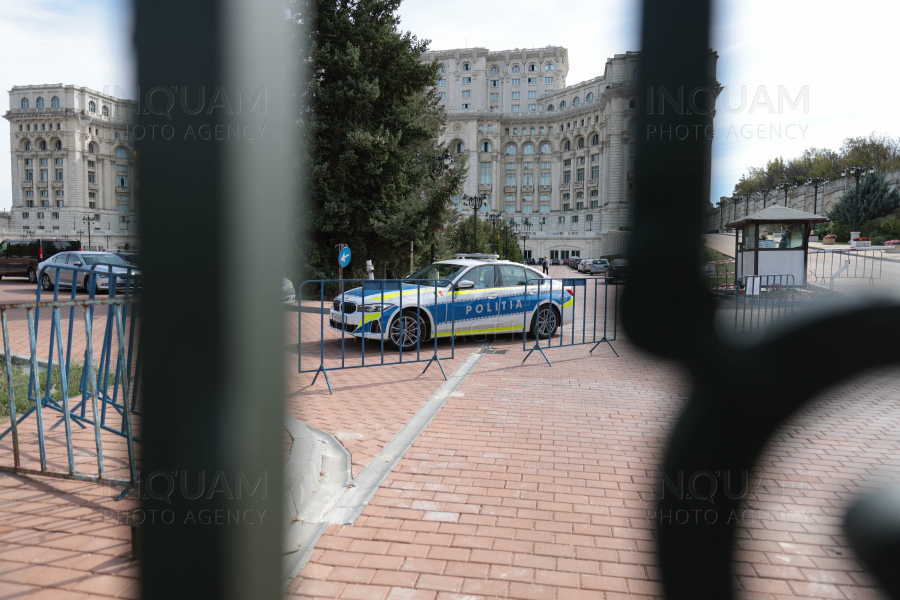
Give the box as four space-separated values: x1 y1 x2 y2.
387 310 428 351
531 304 559 339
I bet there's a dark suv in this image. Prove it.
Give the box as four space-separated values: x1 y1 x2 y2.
0 239 81 283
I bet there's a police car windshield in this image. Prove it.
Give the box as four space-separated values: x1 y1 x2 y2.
408 263 467 283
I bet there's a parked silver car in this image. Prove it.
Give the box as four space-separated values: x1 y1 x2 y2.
589 259 610 275
578 259 593 273
37 251 139 292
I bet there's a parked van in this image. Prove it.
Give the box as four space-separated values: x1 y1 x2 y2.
0 239 82 282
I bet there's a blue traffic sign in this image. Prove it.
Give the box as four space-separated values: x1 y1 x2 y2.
338 246 351 268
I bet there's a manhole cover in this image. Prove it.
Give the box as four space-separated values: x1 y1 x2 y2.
478 348 509 355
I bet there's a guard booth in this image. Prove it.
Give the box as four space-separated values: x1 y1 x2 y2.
726 206 827 288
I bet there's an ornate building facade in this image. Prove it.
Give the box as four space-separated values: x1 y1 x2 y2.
424 46 716 260
4 85 138 250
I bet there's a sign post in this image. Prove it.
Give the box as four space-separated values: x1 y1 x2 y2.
337 244 350 294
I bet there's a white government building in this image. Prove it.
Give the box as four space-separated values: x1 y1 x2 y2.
425 45 716 261
3 85 139 250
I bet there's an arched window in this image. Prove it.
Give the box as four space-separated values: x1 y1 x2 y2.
39 140 47 151
523 143 534 155
88 101 96 113
528 64 536 72
490 66 499 74
102 105 109 117
586 92 594 102
24 141 32 151
540 143 551 154
462 63 471 71
573 97 580 106
21 98 29 109
480 141 492 153
36 97 44 109
629 121 638 134
116 147 127 158
454 141 465 153
438 66 446 73
632 67 640 80
512 65 521 73
506 144 516 155
547 104 554 112
88 143 95 154
544 64 555 71
51 96 59 108
564 141 571 152
577 137 584 149
591 134 599 146
54 140 62 150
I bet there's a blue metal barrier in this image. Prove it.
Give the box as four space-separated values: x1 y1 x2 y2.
0 261 141 486
521 276 620 366
298 278 455 394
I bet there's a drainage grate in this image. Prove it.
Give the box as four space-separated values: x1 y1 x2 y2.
477 348 509 355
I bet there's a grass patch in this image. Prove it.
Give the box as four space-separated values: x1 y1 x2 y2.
0 357 106 420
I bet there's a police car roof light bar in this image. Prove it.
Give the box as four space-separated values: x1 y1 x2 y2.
454 253 499 260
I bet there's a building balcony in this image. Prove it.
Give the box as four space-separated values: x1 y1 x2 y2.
116 186 129 194
559 183 570 190
51 180 63 188
588 178 599 186
522 185 534 192
36 180 48 188
627 170 636 179
21 180 33 188
89 182 99 190
539 185 552 192
477 183 492 192
504 185 517 193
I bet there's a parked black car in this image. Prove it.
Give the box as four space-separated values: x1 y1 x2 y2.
526 257 537 265
0 239 81 283
609 259 628 282
114 251 140 267
551 258 560 265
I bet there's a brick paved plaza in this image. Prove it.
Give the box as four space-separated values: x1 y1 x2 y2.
0 271 898 599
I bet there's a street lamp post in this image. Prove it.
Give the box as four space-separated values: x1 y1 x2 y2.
805 176 829 215
776 182 797 207
841 165 876 229
461 193 489 253
487 211 502 255
742 193 751 215
515 231 531 262
758 188 772 208
81 216 95 250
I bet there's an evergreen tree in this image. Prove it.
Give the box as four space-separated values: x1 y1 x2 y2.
827 170 900 229
290 0 464 281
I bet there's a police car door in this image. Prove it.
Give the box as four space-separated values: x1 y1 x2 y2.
453 265 499 334
495 264 530 333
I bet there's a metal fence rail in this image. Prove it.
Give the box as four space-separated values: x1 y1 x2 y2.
298 278 455 394
733 274 795 334
522 276 619 366
0 264 140 489
808 249 884 288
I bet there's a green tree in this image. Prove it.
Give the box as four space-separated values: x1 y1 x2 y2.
435 213 523 263
827 170 900 229
291 0 464 282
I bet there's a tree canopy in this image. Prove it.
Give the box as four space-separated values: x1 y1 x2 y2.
732 133 900 196
826 169 900 229
290 0 464 281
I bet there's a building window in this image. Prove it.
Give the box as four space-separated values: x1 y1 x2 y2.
523 173 533 186
88 192 96 199
564 141 571 152
528 91 537 99
462 77 471 84
88 171 95 183
55 169 63 181
559 100 566 109
40 169 48 181
490 66 499 74
24 141 31 151
21 98 29 109
102 105 109 117
511 105 520 112
89 202 96 209
527 78 537 84
545 77 554 84
51 96 60 108
591 166 599 179
577 168 584 182
540 205 550 213
511 92 520 100
39 140 47 151
490 93 499 100
528 104 537 111
438 92 446 99
52 212 60 219
512 65 521 73
490 80 499 87
564 170 571 183
487 125 493 132
461 90 471 98
40 158 48 166
572 215 579 223
505 204 515 213
506 163 516 170
558 216 566 223
564 159 572 167
577 137 585 149
454 141 465 153
522 143 534 155
461 104 470 109
540 172 551 186
480 141 491 152
506 173 515 186
53 140 61 150
37 212 44 219
57 200 64 207
506 144 516 155
462 63 471 71
22 213 29 219
511 78 520 85
55 190 63 196
479 162 492 185
437 79 446 86
88 101 96 113
41 190 49 198
118 176 128 187
88 144 95 154
523 161 533 170
576 202 584 210
55 157 63 165
591 154 600 163
438 66 446 73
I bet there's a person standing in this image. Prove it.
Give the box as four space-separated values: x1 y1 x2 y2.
542 256 549 275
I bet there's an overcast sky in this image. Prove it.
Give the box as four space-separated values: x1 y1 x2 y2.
2 0 899 209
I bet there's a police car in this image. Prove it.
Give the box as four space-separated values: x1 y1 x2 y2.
329 254 575 351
